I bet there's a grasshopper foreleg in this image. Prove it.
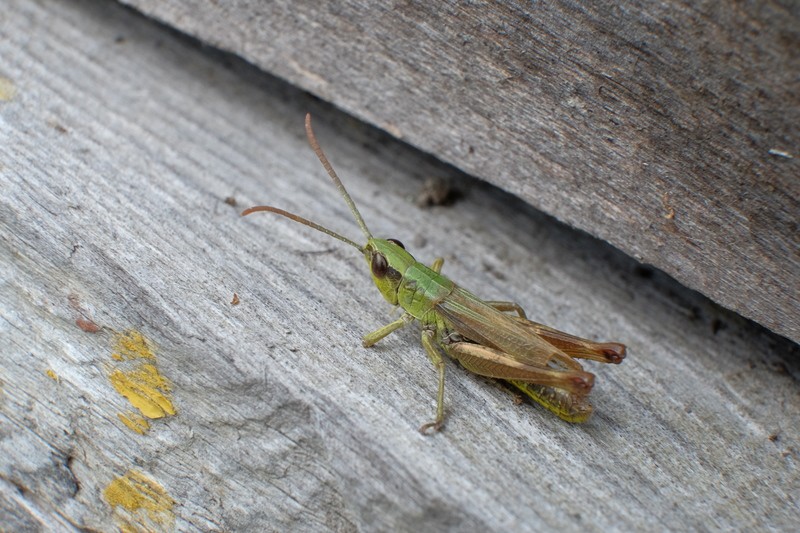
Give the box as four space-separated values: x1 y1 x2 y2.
430 257 445 274
362 312 415 347
419 327 446 434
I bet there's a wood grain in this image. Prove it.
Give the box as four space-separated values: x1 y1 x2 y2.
0 1 797 531
116 0 800 343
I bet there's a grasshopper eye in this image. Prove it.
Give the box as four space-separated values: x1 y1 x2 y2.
387 238 405 249
371 252 388 278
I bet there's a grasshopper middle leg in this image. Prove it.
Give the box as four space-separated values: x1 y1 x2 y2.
419 327 446 434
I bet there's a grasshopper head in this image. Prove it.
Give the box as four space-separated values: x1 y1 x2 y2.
364 238 416 305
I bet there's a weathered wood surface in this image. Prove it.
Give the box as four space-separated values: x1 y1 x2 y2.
1 1 798 531
117 0 800 344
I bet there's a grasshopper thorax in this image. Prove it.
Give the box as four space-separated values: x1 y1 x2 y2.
365 238 417 305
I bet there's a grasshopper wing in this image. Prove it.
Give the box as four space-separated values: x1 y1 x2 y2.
508 317 626 364
436 286 567 368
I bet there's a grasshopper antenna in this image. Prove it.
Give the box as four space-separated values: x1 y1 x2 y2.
241 114 372 253
305 113 373 240
241 205 365 253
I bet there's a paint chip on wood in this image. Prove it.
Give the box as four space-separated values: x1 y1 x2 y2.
113 330 157 360
108 330 176 431
117 412 151 435
103 470 175 532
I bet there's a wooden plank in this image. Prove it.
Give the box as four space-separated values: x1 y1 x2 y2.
0 1 797 531
115 0 800 343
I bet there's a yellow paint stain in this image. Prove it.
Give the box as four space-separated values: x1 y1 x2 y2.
117 412 151 435
0 77 16 101
109 365 175 419
108 330 176 432
113 330 156 361
103 470 175 532
46 369 60 383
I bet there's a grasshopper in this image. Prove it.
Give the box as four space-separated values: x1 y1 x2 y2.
243 114 626 434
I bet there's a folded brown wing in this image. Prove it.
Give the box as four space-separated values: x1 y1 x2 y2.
435 286 563 367
508 317 627 364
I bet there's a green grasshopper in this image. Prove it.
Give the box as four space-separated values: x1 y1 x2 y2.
243 114 626 434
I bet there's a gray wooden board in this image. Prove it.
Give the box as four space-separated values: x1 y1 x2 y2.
1 1 798 531
116 0 800 344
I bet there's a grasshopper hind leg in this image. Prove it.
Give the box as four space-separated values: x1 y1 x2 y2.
485 301 527 319
443 341 596 422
